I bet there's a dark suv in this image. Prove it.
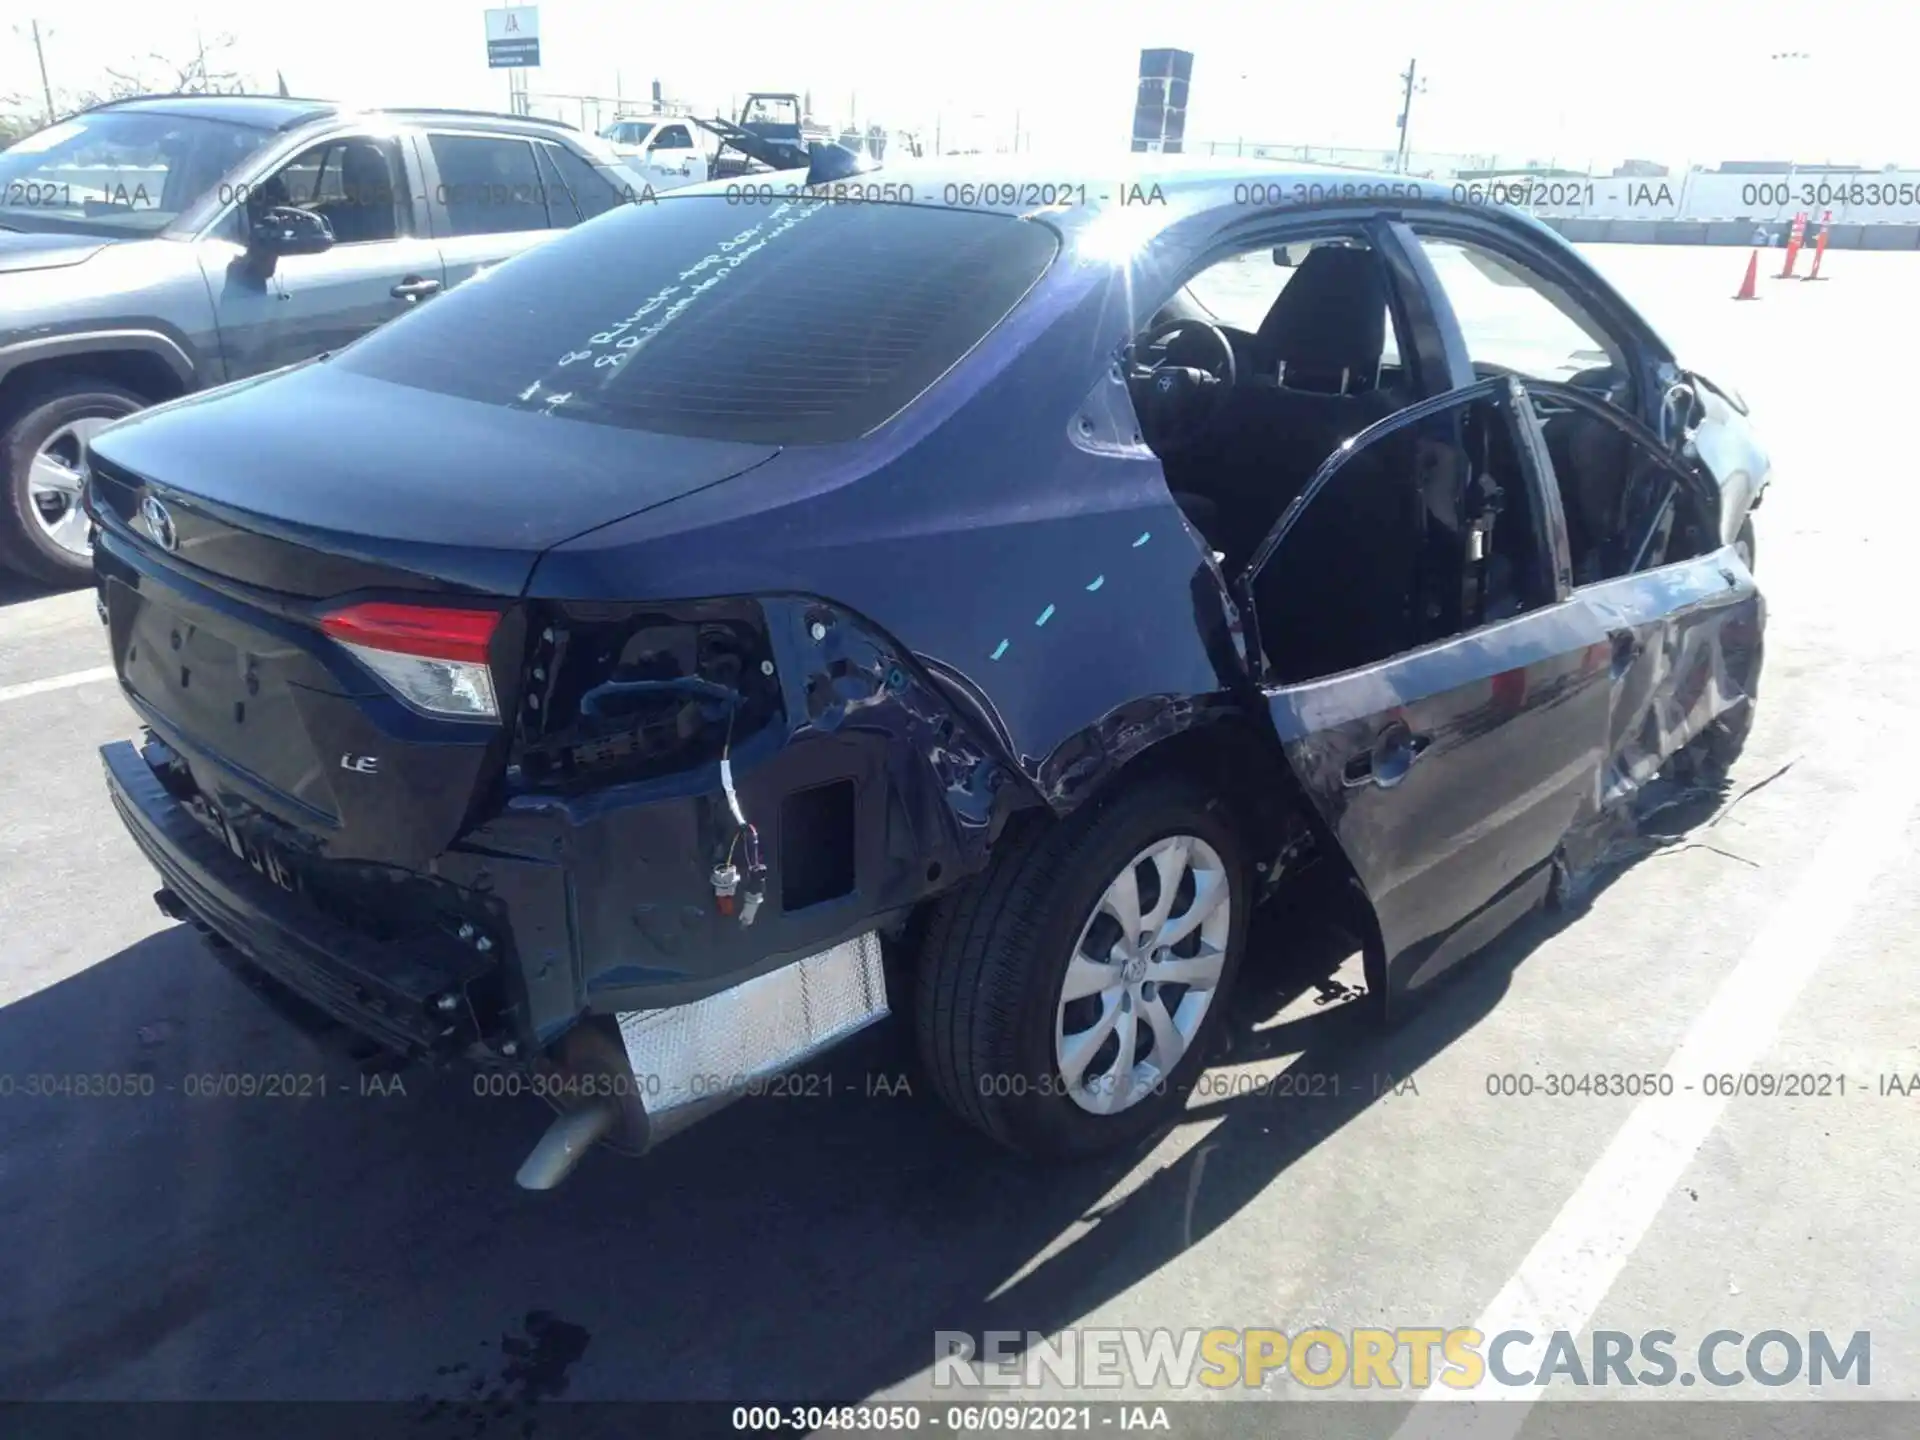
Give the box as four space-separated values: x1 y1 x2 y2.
0 94 640 584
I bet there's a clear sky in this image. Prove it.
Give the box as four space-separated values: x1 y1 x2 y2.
1 0 1903 169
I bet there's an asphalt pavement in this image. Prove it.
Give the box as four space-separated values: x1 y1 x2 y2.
0 244 1914 1431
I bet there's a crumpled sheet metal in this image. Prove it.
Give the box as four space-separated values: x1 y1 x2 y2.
1556 574 1765 899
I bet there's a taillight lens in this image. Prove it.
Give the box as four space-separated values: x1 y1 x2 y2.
320 602 501 721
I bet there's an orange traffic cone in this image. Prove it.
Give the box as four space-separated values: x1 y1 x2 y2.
1803 210 1832 281
1734 249 1760 300
1775 211 1808 278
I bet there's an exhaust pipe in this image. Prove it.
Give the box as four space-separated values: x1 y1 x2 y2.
512 1018 652 1192
515 1099 622 1190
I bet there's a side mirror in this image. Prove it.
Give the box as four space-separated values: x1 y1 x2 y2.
1272 245 1294 268
248 205 335 264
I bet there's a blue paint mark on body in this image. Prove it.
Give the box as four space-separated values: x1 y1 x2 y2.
1035 604 1056 627
1086 575 1105 592
990 639 1009 661
1133 531 1151 548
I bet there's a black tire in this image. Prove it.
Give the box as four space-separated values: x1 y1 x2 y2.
914 775 1252 1159
0 376 146 586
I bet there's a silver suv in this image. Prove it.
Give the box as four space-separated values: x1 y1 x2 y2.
0 94 642 584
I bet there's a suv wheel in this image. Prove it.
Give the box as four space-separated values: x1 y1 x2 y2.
915 776 1251 1159
1 378 146 586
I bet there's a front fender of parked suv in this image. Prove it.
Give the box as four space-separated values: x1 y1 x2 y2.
0 237 217 393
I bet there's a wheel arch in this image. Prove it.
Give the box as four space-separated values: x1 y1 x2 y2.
1041 700 1393 1010
1018 696 1373 926
0 332 198 421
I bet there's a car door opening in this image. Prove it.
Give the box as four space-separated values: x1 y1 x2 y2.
1527 387 1721 585
1134 234 1415 573
1249 388 1553 687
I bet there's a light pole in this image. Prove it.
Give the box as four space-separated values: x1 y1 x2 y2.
1768 50 1813 224
1394 59 1427 173
14 19 57 124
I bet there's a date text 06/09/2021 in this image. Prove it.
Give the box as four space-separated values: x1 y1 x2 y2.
1485 1071 1920 1098
730 1403 1173 1433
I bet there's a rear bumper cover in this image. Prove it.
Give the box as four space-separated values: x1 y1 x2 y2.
102 739 485 1059
106 735 896 1148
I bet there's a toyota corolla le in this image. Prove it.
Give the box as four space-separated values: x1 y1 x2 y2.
85 157 1768 1188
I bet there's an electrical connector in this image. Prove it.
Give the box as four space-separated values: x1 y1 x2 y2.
711 862 741 917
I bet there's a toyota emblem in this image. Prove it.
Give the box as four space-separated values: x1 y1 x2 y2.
140 495 178 552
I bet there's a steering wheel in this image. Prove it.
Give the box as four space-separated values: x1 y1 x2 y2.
1127 318 1238 452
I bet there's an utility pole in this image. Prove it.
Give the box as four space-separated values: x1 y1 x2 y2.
31 19 56 124
1394 58 1424 173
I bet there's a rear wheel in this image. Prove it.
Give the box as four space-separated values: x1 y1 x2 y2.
0 377 146 586
914 776 1250 1158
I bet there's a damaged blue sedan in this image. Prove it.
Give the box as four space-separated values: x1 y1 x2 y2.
83 154 1768 1186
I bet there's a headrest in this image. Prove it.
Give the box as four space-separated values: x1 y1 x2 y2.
1255 245 1388 380
339 142 392 194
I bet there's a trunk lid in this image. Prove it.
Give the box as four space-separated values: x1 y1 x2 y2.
88 360 780 869
86 359 781 597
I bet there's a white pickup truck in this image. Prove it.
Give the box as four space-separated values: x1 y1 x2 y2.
597 117 708 190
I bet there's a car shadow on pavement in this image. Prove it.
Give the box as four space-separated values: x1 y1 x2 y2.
0 868 1603 1415
0 572 71 609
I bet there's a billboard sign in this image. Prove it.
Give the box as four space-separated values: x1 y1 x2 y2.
485 7 540 68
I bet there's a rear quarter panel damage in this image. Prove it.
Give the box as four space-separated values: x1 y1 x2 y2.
462 257 1261 1033
528 257 1251 813
437 595 1019 1037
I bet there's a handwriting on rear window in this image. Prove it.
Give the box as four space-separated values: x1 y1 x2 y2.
519 199 824 413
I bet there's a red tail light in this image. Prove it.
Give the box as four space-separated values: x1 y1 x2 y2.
320 602 502 722
319 603 499 662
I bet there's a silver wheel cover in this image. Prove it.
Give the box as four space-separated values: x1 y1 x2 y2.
28 416 114 560
1054 833 1232 1116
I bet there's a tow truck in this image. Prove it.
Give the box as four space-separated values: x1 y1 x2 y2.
698 92 825 179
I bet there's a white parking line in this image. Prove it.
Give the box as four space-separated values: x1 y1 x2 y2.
1395 749 1920 1437
0 666 116 705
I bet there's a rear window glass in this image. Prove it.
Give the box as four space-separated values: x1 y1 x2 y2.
334 196 1061 444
